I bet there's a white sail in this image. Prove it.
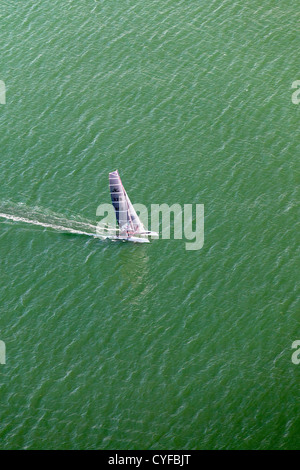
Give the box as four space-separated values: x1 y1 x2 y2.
109 170 145 234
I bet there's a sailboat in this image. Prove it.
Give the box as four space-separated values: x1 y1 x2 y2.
109 170 158 243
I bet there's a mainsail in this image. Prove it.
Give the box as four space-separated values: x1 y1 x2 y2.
109 170 145 234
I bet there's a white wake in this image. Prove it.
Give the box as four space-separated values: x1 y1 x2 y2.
0 202 117 240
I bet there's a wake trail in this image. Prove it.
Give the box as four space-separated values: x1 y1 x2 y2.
0 212 100 238
0 202 118 239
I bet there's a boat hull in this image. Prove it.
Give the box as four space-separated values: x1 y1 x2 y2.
108 235 150 244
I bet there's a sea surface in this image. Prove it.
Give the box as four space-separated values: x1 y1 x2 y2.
0 0 299 449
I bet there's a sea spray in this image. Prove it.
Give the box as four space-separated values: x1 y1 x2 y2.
0 201 117 239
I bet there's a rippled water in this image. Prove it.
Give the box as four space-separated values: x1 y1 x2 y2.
0 0 299 449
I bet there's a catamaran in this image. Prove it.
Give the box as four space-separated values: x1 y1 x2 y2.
109 170 158 243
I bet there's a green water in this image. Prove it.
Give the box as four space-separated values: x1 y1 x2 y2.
0 0 299 449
